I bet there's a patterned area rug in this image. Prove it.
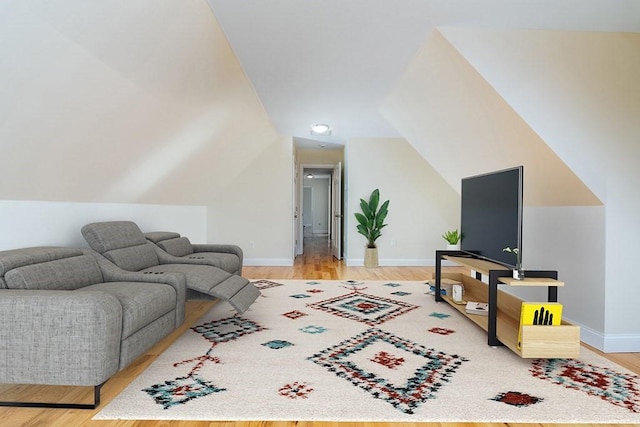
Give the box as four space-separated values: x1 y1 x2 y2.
94 280 640 423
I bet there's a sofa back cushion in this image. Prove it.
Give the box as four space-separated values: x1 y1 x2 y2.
81 221 160 271
4 254 104 290
0 247 85 289
157 237 194 257
103 243 159 272
81 221 147 253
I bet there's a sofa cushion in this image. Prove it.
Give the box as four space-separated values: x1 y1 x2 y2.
185 252 240 274
0 247 84 277
78 282 176 340
82 221 147 253
142 264 231 296
144 231 180 244
103 243 159 272
157 237 194 257
4 255 104 291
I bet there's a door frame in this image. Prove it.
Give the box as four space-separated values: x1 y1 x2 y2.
296 163 342 257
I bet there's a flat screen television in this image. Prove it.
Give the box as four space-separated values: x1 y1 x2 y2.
460 166 523 268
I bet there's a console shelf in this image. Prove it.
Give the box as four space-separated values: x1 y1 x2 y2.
434 251 580 358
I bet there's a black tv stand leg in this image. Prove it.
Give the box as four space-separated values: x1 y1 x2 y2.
488 270 504 347
435 251 444 302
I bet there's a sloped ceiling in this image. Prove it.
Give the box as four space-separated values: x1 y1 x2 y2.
207 0 640 145
380 29 603 207
0 0 279 203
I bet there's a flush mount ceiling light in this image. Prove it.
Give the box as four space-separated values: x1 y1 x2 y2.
306 173 314 179
310 123 331 136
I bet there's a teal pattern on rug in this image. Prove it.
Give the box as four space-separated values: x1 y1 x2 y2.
307 327 469 414
531 358 640 413
95 280 640 423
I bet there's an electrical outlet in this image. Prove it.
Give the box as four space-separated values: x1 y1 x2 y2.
391 239 397 247
250 241 256 249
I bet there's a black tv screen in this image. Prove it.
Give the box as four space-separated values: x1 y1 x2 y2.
460 166 523 268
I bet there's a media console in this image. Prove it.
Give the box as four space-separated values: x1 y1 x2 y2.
434 250 580 358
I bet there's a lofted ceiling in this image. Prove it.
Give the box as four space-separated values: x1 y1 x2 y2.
206 1 640 148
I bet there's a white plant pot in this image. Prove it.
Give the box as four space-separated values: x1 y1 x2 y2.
513 267 525 280
446 244 460 251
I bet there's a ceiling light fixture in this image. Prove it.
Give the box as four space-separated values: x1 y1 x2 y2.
306 173 314 179
310 123 331 136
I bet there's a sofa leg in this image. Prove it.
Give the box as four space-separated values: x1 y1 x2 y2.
0 381 105 410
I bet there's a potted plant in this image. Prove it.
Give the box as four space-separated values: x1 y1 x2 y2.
354 189 389 268
442 229 461 250
503 246 524 280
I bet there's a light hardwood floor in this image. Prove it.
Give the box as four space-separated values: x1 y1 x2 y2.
1 236 638 427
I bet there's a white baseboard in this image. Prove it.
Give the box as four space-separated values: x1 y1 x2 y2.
345 258 459 267
244 258 293 267
575 321 640 353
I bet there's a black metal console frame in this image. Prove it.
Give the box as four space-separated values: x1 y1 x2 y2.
435 250 559 347
0 382 104 410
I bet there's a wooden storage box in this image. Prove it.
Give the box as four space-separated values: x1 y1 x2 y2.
520 324 581 358
433 256 581 359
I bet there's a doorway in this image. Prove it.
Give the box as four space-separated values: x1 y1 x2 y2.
296 163 343 259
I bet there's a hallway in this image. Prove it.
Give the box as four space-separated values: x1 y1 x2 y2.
243 235 434 281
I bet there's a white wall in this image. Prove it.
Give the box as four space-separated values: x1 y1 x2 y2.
208 136 294 266
522 206 606 345
0 0 293 264
303 177 330 234
0 201 206 250
381 28 640 351
439 28 640 351
346 137 459 266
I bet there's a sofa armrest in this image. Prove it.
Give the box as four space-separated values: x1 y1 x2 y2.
86 250 186 327
0 290 122 386
192 244 244 274
152 245 215 266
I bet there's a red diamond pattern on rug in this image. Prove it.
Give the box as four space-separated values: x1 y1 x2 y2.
282 310 307 320
370 351 405 369
531 358 640 413
490 391 543 407
307 327 468 414
307 290 418 326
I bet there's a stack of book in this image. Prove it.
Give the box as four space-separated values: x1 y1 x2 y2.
465 301 488 315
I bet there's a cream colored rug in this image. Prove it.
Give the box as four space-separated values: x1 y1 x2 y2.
95 280 640 423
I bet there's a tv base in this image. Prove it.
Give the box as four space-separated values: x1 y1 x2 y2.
433 250 580 358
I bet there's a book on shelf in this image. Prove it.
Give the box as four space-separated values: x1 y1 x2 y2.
517 302 563 349
465 301 488 315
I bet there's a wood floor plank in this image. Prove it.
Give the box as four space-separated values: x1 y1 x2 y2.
1 236 637 426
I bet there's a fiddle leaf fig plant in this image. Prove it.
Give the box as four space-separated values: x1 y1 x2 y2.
354 189 389 248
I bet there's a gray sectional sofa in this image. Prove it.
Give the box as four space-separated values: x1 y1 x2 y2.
81 221 260 313
0 221 256 409
0 246 186 409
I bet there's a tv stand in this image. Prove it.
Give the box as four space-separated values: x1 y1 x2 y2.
434 250 580 358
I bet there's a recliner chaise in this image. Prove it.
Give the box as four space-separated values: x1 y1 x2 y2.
145 231 243 275
81 221 260 314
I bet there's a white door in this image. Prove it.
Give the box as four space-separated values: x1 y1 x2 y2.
331 162 342 259
293 159 302 257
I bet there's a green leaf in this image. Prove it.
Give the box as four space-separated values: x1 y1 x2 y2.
353 189 389 247
354 212 368 227
369 189 380 213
